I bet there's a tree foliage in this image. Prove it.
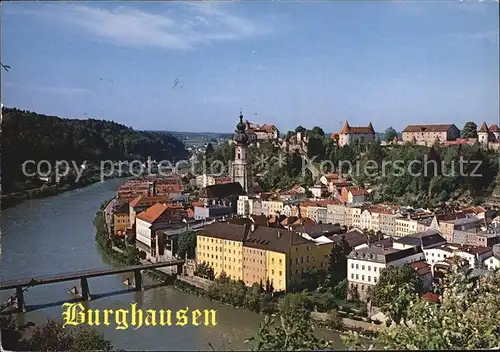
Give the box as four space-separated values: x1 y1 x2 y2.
2 107 188 193
461 121 478 139
246 292 331 351
344 268 500 350
371 264 423 324
327 235 352 288
384 127 397 142
194 261 215 280
0 318 113 351
177 231 197 259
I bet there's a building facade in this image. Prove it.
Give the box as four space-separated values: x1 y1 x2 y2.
231 112 252 194
336 120 376 147
401 124 460 145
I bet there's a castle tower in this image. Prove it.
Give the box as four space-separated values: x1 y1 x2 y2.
478 122 489 145
232 111 252 194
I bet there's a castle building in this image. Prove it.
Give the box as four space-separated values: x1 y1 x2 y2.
401 124 460 146
335 120 376 147
231 112 252 194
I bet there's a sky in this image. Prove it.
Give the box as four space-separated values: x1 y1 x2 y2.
1 1 499 133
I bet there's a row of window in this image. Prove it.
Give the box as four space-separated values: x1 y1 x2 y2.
351 273 378 283
351 263 379 272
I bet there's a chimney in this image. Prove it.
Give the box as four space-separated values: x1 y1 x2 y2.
251 223 255 232
277 230 282 238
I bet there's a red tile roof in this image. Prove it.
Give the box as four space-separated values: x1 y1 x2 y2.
136 203 185 223
489 124 500 132
339 120 375 135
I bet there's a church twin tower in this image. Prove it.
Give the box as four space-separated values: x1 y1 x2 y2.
231 111 252 194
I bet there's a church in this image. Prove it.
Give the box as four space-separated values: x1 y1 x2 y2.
231 111 253 194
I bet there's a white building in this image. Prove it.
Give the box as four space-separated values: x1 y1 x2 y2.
135 203 186 249
237 195 253 216
483 255 500 271
347 239 425 300
336 120 376 147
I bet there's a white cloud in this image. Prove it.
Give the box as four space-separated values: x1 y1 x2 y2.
4 82 93 95
5 3 277 51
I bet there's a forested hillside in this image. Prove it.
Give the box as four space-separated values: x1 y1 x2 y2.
1 107 188 193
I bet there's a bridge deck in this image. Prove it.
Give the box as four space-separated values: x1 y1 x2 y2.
0 260 185 290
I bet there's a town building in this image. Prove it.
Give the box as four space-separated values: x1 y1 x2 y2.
194 205 233 220
128 195 172 228
153 176 183 195
112 201 130 235
335 120 376 147
135 203 187 249
347 240 425 300
477 122 500 150
340 187 367 204
196 174 233 189
309 182 328 198
196 222 332 292
483 244 500 270
244 120 279 141
231 112 253 193
401 124 460 146
393 230 447 252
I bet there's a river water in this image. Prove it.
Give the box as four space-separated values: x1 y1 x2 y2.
0 179 343 350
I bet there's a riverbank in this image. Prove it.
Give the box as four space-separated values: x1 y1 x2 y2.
1 172 130 211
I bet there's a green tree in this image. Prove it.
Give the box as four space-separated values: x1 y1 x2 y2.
246 292 330 351
295 125 306 133
205 142 215 156
461 121 478 138
343 268 500 350
3 319 114 351
327 309 343 330
384 127 397 142
371 264 423 325
177 231 197 259
327 236 351 287
309 126 325 138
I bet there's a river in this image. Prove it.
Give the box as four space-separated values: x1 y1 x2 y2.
0 179 344 350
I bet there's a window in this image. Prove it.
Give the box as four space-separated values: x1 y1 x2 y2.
279 259 282 264
307 256 310 263
301 257 304 263
362 275 365 281
355 264 359 269
374 277 377 283
351 263 354 268
296 258 299 264
355 274 359 280
374 267 377 272
272 258 275 264
351 274 354 279
279 271 282 276
362 265 365 270
272 270 274 275
368 276 371 282
368 266 371 271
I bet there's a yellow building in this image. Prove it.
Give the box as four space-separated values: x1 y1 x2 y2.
196 223 245 280
196 222 333 292
113 202 130 235
267 200 284 216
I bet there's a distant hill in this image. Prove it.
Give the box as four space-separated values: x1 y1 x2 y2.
2 107 188 193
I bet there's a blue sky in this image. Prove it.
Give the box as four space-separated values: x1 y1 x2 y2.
2 1 499 133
